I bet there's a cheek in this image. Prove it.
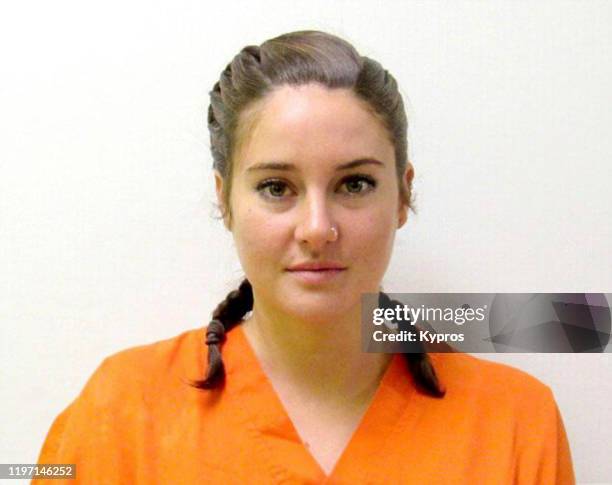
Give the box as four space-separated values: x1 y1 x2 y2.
231 204 290 266
348 204 397 264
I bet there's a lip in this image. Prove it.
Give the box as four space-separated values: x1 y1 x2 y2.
285 262 347 285
287 261 347 271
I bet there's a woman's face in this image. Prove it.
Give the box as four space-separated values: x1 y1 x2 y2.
215 83 413 323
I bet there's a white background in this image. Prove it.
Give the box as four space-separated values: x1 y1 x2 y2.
1 1 611 483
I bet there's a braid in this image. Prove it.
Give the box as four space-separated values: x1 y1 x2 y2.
190 278 253 389
378 292 446 398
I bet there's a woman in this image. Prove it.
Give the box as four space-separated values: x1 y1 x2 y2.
35 30 575 484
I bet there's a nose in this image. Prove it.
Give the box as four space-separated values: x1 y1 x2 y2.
294 189 337 252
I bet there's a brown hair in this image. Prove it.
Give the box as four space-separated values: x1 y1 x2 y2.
194 30 444 397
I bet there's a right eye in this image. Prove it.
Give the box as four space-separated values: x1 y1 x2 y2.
255 179 293 200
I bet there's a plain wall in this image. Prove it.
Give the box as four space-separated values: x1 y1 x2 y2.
1 1 611 483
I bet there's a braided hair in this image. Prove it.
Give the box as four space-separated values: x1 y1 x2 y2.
191 278 253 389
191 279 445 398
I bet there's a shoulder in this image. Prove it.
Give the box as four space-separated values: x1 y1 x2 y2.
429 352 555 410
36 327 207 468
426 352 564 450
422 354 574 482
77 326 206 410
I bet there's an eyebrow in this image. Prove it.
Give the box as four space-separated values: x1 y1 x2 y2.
245 158 385 172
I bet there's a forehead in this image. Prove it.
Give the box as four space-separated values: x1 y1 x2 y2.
234 84 394 172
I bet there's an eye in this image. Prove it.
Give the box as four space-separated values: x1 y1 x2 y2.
339 174 377 195
255 179 293 199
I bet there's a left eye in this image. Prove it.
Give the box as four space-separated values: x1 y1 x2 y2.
340 175 377 195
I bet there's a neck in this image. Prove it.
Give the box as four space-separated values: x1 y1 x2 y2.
242 296 392 404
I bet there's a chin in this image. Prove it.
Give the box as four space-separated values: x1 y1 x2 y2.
280 290 358 322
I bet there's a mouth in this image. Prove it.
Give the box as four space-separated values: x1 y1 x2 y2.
285 266 347 284
286 262 347 271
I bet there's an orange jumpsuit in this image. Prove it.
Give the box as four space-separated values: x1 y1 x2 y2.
35 325 575 484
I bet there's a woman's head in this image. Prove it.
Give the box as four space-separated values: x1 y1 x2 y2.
208 30 414 227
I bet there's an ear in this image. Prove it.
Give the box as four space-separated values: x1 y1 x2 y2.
214 170 231 230
397 162 414 229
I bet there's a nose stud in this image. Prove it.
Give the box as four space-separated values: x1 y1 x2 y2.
328 226 338 242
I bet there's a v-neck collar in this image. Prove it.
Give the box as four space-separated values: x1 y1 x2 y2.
220 323 430 483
